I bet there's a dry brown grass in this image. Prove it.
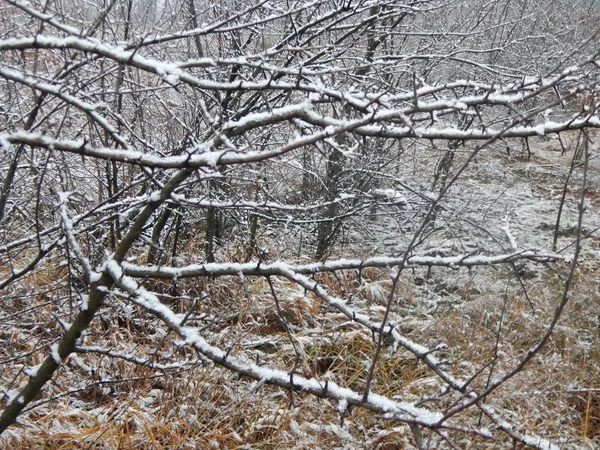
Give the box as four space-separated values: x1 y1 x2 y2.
3 258 600 449
5 164 600 448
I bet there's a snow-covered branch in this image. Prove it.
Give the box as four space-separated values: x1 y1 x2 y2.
122 250 563 279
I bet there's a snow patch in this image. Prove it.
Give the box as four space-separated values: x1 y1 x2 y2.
50 343 62 364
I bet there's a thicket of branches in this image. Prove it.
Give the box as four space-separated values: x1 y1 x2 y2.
1 0 600 447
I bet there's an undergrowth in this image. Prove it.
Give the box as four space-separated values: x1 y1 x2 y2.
3 138 600 449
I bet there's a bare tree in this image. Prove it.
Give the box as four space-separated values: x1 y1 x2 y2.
1 0 599 447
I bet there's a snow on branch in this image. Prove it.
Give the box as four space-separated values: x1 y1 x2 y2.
117 254 560 449
105 259 472 431
57 192 97 282
122 250 563 280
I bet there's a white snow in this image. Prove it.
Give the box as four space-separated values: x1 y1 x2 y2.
50 343 62 364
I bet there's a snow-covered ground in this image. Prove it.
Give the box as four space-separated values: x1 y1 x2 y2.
354 134 600 260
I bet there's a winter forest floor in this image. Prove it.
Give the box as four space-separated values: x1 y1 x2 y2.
2 132 600 449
